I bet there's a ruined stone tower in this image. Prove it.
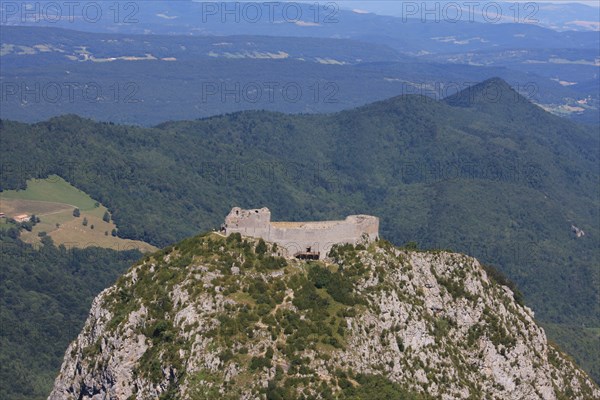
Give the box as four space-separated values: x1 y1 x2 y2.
223 207 379 259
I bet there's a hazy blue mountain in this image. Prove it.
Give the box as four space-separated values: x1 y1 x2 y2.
3 2 597 50
0 25 404 67
1 26 597 125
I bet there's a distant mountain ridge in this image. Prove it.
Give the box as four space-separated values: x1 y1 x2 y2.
3 1 598 41
0 25 404 66
1 26 597 125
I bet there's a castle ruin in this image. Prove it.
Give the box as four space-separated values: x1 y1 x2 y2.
222 207 379 259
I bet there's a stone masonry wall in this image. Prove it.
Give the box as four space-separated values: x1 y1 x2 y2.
223 207 379 258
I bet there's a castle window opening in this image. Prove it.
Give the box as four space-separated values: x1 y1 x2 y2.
294 250 320 260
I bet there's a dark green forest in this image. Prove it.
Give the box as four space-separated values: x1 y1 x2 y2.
1 78 598 396
0 228 141 399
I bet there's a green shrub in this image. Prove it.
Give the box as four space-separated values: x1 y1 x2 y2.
249 356 272 370
256 239 268 255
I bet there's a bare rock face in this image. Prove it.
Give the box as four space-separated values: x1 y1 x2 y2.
48 234 600 399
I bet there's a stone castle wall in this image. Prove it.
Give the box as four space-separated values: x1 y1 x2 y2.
223 207 379 258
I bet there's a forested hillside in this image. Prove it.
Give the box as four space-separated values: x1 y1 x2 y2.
0 230 141 399
1 78 598 384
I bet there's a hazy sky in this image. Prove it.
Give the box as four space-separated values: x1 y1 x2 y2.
340 1 600 9
328 1 600 23
322 1 600 11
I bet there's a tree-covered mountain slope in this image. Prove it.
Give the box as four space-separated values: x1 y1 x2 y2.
0 231 142 400
49 233 599 399
2 78 598 382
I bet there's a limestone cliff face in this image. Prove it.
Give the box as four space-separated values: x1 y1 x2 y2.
49 234 599 399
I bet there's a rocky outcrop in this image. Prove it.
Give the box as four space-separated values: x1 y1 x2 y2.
48 234 599 399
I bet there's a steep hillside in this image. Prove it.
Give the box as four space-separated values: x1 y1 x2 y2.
0 231 142 400
2 78 598 382
49 233 599 399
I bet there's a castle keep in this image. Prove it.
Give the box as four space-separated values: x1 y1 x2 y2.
222 207 379 259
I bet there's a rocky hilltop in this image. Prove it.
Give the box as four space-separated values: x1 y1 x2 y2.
49 233 599 399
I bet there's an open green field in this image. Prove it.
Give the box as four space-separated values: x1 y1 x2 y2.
1 175 103 213
0 176 156 252
1 198 72 218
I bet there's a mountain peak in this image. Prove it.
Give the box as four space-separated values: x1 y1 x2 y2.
443 78 526 108
48 233 600 399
